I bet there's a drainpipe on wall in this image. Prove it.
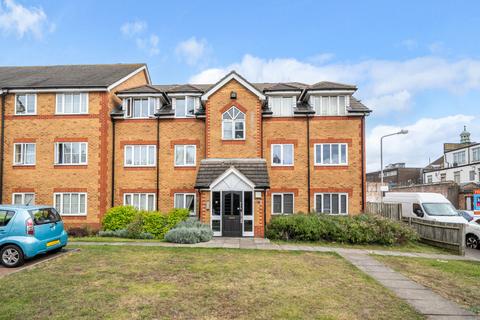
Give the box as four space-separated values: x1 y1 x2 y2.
306 114 311 212
110 117 116 207
0 90 7 203
156 116 160 211
361 116 366 212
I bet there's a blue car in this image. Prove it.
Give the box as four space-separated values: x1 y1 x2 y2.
0 205 68 267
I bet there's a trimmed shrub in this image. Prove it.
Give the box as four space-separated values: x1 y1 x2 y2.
165 218 213 244
98 228 154 240
102 206 137 231
142 208 189 239
266 213 418 245
67 225 97 237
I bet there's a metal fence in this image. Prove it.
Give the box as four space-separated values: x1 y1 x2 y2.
366 202 466 255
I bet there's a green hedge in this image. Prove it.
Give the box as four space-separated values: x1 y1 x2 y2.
101 206 189 239
266 213 418 245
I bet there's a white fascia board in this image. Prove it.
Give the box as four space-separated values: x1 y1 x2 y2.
201 73 265 101
306 89 356 95
209 167 256 190
117 93 165 98
107 65 150 91
167 92 203 97
10 88 107 93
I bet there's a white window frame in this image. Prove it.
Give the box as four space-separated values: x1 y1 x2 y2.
271 193 294 215
314 193 348 215
271 144 294 166
453 171 461 184
427 175 433 183
55 93 89 114
13 143 36 165
123 97 159 119
54 142 88 165
15 93 37 115
269 96 295 117
310 95 348 116
123 193 156 211
173 96 199 118
472 147 480 162
222 106 245 140
124 145 156 167
453 151 466 165
173 193 196 216
174 145 196 167
314 143 348 166
54 192 87 216
12 193 35 205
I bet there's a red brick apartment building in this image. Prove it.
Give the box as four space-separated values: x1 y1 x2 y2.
0 64 370 237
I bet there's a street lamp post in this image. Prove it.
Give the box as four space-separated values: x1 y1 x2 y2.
380 129 409 199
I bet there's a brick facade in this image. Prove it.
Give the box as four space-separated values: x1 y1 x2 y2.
0 68 367 238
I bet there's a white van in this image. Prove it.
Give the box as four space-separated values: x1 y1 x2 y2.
383 192 466 224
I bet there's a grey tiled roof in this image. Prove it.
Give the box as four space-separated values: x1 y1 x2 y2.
309 81 357 90
117 84 161 94
0 64 146 89
195 158 269 189
349 97 371 113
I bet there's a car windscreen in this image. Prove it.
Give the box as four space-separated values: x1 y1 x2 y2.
28 208 62 225
423 203 458 216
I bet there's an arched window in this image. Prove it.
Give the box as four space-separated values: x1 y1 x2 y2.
222 106 245 140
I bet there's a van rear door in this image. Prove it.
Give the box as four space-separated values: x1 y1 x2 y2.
28 208 64 243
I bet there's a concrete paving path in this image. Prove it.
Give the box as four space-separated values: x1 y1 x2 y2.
71 238 480 319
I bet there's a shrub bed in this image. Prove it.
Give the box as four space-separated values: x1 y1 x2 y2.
266 213 418 245
66 225 98 237
165 219 213 244
101 206 189 239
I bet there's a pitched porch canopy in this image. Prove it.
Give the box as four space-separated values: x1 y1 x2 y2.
194 158 270 190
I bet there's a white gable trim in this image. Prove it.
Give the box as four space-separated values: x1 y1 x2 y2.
209 166 255 190
201 72 265 101
107 65 151 91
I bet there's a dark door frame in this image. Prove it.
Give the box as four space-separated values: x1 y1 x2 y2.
221 191 243 237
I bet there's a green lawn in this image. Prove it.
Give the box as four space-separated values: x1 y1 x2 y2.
375 255 480 314
0 246 422 320
273 240 452 254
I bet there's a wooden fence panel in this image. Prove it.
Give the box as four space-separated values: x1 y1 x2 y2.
366 202 465 255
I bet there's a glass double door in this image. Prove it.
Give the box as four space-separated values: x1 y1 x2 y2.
211 191 254 237
222 192 242 237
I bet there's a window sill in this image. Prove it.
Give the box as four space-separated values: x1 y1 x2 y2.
54 165 88 169
12 165 35 169
60 214 87 217
271 166 294 170
14 113 37 116
174 166 197 170
124 166 156 170
221 140 246 144
314 165 348 170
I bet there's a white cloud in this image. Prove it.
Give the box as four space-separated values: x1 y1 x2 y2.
175 37 208 65
366 114 479 171
0 0 52 39
120 20 159 56
120 20 146 37
399 39 418 50
189 54 480 115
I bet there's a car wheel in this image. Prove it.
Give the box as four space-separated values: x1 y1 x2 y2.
466 234 479 249
1 245 25 268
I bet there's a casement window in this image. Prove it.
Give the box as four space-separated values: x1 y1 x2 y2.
454 171 461 184
56 93 88 114
310 96 347 116
314 193 348 215
440 173 446 182
472 147 480 162
15 93 36 115
174 145 196 166
470 170 476 181
271 144 294 166
427 175 433 183
174 193 196 216
13 143 35 165
269 96 295 116
173 96 199 118
54 193 87 216
124 193 155 211
314 143 348 165
272 193 294 215
54 142 88 165
12 193 35 205
124 145 156 167
123 97 159 118
453 151 466 165
222 106 245 140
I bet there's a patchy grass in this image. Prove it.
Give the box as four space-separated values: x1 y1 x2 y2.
273 240 452 254
375 255 480 314
0 246 421 320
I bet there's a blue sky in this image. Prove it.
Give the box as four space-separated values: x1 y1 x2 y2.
1 0 479 170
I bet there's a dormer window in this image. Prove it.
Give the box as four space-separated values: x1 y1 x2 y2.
173 96 199 118
123 97 159 118
222 106 245 140
268 96 295 117
310 95 347 116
